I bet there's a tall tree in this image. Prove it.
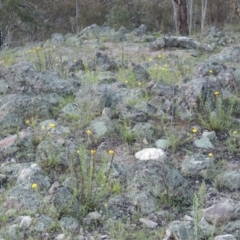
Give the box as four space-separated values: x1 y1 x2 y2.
76 0 80 33
188 0 193 34
235 0 240 17
171 0 178 32
201 0 208 32
173 0 189 35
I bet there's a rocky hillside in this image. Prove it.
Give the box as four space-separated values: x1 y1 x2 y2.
0 24 240 240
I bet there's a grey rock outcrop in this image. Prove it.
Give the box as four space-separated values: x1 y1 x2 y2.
181 154 214 177
88 52 117 71
127 161 193 214
215 171 240 190
150 36 215 52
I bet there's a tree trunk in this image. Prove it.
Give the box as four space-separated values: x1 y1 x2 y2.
188 0 193 34
235 0 240 17
76 0 80 33
201 0 208 32
171 0 178 33
173 0 189 35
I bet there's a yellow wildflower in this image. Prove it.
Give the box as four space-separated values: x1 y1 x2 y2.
125 80 128 84
233 131 238 134
209 69 213 74
25 119 30 125
77 150 80 154
148 57 152 61
192 128 198 133
208 153 213 157
158 54 162 59
108 149 115 155
137 82 142 86
74 59 77 62
90 149 96 155
49 123 55 129
214 91 220 96
86 129 92 135
31 183 38 189
41 126 45 130
161 67 166 71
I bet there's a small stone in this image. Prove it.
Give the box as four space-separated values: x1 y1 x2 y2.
99 235 108 239
214 234 237 240
155 139 170 149
194 137 214 149
142 138 149 145
139 218 158 229
48 182 61 194
135 148 166 162
202 131 216 140
202 202 234 224
19 216 32 229
88 211 102 220
55 234 65 240
183 215 193 221
102 108 112 119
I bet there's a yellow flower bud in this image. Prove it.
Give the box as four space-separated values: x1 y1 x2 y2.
31 183 38 189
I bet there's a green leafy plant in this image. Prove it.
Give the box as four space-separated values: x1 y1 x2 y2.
69 146 117 217
226 130 240 154
116 120 137 144
0 49 16 66
195 93 235 131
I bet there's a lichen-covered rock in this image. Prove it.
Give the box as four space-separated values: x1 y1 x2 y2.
224 220 240 239
0 112 23 133
131 62 151 82
50 186 80 218
181 154 214 178
163 221 194 240
194 137 215 149
16 164 50 191
78 24 100 39
0 94 53 119
59 216 79 232
136 24 147 37
127 161 193 214
90 117 115 137
209 46 240 63
4 186 41 213
215 171 240 190
88 52 117 71
131 122 155 141
51 33 65 44
150 36 214 52
34 215 54 232
0 63 80 95
67 58 85 72
36 140 78 167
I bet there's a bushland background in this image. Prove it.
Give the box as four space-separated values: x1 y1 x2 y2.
1 0 240 46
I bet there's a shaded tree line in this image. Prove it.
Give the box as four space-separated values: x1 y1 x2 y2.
0 0 240 46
